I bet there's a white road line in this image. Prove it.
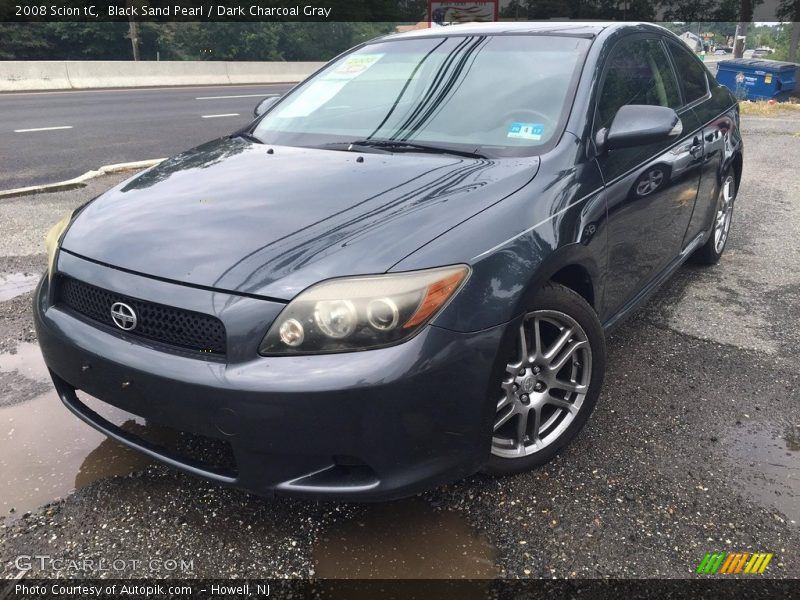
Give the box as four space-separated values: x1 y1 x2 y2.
14 125 73 133
196 93 277 100
201 113 240 119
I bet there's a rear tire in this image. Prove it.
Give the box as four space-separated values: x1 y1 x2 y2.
693 171 736 265
484 282 606 476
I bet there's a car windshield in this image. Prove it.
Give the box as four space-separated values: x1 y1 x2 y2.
252 34 590 157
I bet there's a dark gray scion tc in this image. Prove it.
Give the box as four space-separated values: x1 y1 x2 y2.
35 22 743 500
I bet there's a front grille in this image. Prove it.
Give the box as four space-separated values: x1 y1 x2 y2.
56 276 227 356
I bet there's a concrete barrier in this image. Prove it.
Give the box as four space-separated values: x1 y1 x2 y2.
226 61 323 84
0 61 72 91
0 60 326 92
64 60 231 89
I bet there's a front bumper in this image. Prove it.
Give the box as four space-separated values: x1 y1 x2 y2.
33 269 508 501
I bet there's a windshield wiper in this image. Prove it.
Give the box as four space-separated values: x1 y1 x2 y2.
232 131 264 144
347 139 486 159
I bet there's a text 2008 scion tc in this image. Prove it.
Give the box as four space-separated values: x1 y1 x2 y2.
35 22 742 500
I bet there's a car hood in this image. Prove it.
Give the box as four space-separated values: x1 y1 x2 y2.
62 138 539 300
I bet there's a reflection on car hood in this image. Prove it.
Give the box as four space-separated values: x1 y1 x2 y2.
62 138 539 300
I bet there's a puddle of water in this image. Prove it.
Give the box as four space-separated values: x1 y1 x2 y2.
0 392 160 517
0 341 52 383
0 272 39 302
0 345 169 517
312 498 498 579
725 424 800 524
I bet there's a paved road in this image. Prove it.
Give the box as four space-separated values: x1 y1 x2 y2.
0 114 798 579
0 84 293 190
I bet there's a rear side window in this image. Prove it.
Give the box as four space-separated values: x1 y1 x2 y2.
595 38 681 133
667 41 709 104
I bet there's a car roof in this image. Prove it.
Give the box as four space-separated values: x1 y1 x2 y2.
381 21 652 41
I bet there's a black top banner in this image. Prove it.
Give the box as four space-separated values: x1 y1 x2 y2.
0 0 796 23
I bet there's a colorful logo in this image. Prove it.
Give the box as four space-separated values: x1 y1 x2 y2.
696 552 773 575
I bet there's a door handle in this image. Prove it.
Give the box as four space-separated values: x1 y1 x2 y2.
690 137 703 158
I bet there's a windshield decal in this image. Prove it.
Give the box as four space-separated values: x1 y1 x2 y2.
507 122 545 141
330 54 384 80
278 53 385 118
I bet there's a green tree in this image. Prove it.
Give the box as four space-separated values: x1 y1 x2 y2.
158 23 284 61
45 22 133 59
777 0 800 62
274 23 395 61
0 23 51 60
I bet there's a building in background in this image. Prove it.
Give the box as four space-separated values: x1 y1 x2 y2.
679 31 704 52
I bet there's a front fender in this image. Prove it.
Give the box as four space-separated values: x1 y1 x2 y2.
430 205 606 333
392 141 607 332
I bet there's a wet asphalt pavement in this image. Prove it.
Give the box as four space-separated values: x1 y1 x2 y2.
0 115 798 579
0 84 292 191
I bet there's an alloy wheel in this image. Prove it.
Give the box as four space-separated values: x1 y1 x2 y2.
492 310 592 458
714 175 735 254
636 168 665 196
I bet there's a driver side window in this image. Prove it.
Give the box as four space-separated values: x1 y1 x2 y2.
595 37 681 134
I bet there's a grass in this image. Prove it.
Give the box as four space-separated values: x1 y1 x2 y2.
738 98 800 117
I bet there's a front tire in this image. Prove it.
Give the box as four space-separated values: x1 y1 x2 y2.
484 283 606 476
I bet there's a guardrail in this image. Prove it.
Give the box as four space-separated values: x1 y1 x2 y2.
0 60 325 92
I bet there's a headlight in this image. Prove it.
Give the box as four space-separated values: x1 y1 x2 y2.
259 265 470 355
45 212 74 280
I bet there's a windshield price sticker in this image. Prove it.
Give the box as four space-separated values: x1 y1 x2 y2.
329 54 384 80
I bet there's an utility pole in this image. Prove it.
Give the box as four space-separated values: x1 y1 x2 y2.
127 0 140 61
789 19 800 63
733 22 749 58
732 0 753 58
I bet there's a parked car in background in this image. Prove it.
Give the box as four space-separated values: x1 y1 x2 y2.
36 22 743 501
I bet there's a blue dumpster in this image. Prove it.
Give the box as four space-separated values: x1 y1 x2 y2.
716 58 798 101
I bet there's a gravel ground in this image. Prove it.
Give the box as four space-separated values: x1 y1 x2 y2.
1 116 798 579
0 256 45 357
0 174 137 355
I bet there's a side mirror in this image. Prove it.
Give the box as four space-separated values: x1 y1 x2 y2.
253 96 279 119
597 105 682 152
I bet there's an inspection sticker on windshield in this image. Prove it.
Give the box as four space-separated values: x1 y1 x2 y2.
507 122 544 140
